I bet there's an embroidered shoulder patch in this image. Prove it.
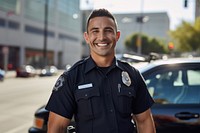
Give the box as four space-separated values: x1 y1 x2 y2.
53 76 65 92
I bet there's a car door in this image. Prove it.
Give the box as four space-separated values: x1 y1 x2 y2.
142 63 200 133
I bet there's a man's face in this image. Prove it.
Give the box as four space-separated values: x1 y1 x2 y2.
84 17 120 57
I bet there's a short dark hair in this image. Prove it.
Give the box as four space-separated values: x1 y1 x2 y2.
86 8 118 32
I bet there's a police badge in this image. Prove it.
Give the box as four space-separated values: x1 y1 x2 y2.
53 76 65 92
122 71 131 86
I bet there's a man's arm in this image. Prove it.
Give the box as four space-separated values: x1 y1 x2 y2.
132 109 156 133
47 111 71 133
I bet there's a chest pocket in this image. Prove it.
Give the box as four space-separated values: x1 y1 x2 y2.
75 87 102 119
117 86 136 114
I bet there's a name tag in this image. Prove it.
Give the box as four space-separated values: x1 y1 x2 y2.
78 83 93 89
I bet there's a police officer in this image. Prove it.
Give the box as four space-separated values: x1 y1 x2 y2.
46 8 156 133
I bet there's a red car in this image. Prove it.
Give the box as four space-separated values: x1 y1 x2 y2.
16 65 37 77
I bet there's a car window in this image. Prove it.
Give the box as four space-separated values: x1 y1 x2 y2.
187 70 200 85
144 65 200 104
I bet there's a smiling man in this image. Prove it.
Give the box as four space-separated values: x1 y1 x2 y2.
84 11 120 66
46 8 156 133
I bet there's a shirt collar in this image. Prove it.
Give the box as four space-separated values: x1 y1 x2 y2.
84 56 96 74
84 56 125 74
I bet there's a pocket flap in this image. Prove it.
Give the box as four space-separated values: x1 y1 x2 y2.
75 88 100 101
118 87 136 97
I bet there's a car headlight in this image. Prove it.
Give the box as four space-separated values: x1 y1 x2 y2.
33 117 44 130
41 69 47 74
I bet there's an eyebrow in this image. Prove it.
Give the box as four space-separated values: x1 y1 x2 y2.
89 26 114 31
89 27 99 31
104 27 114 30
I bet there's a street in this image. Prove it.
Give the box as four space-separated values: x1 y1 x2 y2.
0 72 63 133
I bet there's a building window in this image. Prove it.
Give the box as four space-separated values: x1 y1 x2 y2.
25 25 55 37
0 18 5 27
58 33 78 42
0 0 17 12
8 20 20 29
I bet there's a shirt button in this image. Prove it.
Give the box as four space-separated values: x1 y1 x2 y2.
85 94 88 97
110 109 113 113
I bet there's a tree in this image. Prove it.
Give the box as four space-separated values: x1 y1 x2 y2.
169 17 200 53
124 33 166 55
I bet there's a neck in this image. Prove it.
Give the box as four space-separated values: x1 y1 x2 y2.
91 54 114 67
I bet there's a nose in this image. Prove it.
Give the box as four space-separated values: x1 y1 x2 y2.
99 31 106 41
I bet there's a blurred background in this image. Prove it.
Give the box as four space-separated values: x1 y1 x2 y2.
0 1 200 133
0 0 199 71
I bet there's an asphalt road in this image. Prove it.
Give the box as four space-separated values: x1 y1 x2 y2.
0 71 63 133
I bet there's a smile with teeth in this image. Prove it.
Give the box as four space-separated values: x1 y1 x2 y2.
96 43 108 47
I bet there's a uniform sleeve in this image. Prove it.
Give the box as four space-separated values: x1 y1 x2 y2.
45 72 76 119
132 69 154 114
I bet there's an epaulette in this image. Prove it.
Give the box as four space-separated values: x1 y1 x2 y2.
67 57 89 71
117 59 132 67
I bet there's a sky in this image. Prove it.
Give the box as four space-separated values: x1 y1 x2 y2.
80 0 196 30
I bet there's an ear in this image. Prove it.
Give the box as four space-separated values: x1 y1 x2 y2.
116 30 120 41
84 32 89 44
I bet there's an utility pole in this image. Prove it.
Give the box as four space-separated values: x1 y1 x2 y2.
136 0 144 55
195 0 200 19
43 0 49 68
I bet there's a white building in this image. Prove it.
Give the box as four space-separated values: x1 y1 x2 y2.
0 0 82 70
114 12 170 54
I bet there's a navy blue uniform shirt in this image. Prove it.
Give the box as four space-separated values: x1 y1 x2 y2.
46 56 154 133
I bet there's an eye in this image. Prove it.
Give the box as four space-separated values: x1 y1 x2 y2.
105 28 114 33
91 29 99 34
105 29 111 32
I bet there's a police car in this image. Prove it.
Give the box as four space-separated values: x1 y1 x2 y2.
28 57 200 133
